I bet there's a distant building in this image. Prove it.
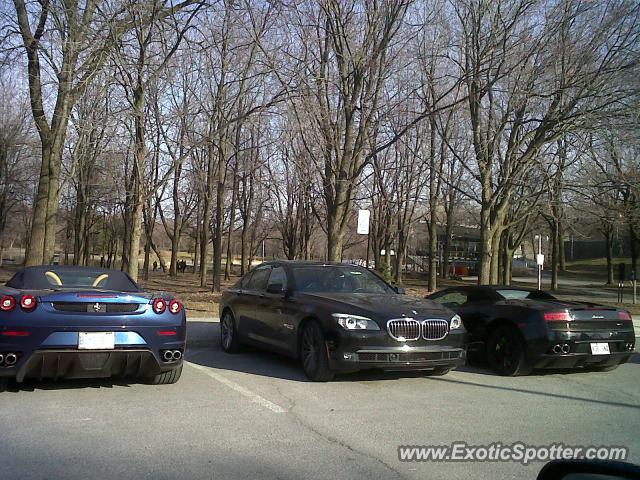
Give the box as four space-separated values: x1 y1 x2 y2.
413 224 481 275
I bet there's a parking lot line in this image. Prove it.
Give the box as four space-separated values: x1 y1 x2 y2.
186 358 287 414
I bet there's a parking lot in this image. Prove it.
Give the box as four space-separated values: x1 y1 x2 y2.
0 318 638 480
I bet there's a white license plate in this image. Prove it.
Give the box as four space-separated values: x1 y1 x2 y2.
590 343 610 355
78 332 115 350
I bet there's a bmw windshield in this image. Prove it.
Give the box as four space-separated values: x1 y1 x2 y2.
291 265 395 294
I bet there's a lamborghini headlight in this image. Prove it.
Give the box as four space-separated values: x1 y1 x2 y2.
332 313 380 331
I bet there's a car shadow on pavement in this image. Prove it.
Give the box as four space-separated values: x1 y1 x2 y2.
187 344 457 383
187 322 458 382
186 322 640 383
456 363 631 377
1 377 145 393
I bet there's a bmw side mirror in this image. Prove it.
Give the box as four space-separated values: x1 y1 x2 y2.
395 286 406 295
266 283 285 295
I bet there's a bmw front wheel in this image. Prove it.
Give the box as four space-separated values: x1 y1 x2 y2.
300 322 334 382
220 310 242 353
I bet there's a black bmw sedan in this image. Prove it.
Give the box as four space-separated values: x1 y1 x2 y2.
427 286 636 376
219 261 466 381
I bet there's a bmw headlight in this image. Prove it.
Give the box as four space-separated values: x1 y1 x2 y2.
450 314 463 330
332 314 380 331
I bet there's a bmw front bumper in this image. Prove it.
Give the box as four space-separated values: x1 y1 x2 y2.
326 328 467 372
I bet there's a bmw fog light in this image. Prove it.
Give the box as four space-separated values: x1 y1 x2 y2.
450 314 462 330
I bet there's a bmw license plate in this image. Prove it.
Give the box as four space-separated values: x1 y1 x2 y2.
78 332 115 350
590 343 610 355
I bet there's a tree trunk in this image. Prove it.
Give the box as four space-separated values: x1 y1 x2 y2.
550 222 559 291
478 204 493 285
192 234 199 273
199 142 216 287
442 222 452 279
225 174 238 280
428 215 438 291
558 220 566 271
212 177 225 291
170 234 179 277
26 143 61 265
125 86 146 282
23 150 50 266
489 230 502 284
193 201 200 272
502 242 514 286
240 224 248 275
327 205 346 262
605 227 614 285
394 229 407 285
73 195 86 265
142 241 150 281
629 223 638 276
169 161 183 277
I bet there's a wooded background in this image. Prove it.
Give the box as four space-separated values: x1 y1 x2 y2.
1 0 639 291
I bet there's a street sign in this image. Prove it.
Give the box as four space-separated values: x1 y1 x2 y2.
357 209 370 235
536 254 545 266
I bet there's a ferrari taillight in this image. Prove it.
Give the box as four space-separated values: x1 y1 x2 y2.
20 295 37 310
152 298 166 314
1 296 16 311
169 300 182 314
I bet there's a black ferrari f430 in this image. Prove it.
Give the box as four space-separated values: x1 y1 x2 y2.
427 286 636 376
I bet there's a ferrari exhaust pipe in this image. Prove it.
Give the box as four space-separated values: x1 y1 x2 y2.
163 350 174 362
5 353 17 366
552 344 562 354
561 344 570 354
0 354 4 365
172 350 182 361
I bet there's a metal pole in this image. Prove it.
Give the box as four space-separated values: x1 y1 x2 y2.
537 235 542 291
366 232 371 269
633 280 637 305
570 234 574 261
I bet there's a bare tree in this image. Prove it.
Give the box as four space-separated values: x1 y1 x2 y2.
10 0 198 267
454 0 639 284
287 1 411 261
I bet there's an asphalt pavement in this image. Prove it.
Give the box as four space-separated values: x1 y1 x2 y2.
0 318 638 480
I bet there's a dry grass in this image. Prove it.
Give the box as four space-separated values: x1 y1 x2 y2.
138 272 236 317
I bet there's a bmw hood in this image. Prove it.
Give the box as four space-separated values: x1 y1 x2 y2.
299 292 455 320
